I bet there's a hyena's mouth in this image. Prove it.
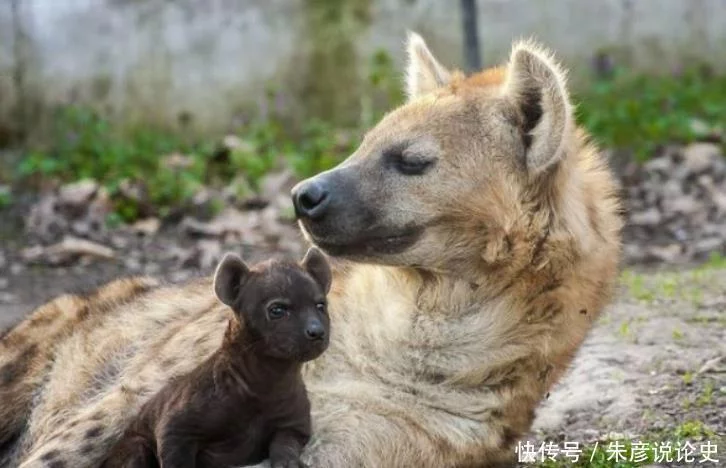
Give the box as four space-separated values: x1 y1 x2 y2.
304 224 424 258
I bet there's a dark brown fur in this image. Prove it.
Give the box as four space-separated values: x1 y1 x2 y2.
100 249 332 468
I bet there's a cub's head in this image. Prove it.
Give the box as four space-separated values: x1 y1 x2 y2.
213 247 332 361
292 33 577 274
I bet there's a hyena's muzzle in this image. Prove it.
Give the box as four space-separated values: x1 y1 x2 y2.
291 163 425 260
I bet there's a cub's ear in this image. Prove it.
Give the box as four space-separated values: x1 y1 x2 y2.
301 247 332 295
503 40 573 173
405 31 452 100
213 253 250 307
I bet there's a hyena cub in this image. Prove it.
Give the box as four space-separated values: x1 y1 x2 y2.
100 247 332 468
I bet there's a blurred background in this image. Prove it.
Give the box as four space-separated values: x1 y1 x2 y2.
0 2 724 466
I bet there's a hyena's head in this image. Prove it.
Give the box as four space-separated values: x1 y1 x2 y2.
214 248 332 361
292 33 577 274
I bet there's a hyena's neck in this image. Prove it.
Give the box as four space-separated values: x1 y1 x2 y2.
326 263 504 343
412 269 502 313
313 262 526 393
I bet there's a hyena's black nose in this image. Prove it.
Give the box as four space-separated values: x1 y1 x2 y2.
292 179 329 220
304 319 326 341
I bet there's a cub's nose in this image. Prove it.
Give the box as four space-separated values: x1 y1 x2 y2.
291 179 329 220
304 319 326 341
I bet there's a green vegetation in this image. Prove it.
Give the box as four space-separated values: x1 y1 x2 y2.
8 63 726 224
620 256 725 307
17 105 208 221
695 381 715 407
619 271 655 303
701 251 726 269
10 46 402 223
15 105 361 222
575 67 726 161
673 420 715 439
618 320 632 340
0 186 11 210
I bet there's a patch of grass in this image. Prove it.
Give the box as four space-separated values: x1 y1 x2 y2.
0 186 11 210
674 420 715 439
700 252 726 270
659 277 678 299
619 271 655 303
686 314 726 327
619 268 721 307
618 321 632 339
696 381 715 407
575 67 726 161
104 212 124 230
14 106 359 223
17 106 209 221
685 288 705 308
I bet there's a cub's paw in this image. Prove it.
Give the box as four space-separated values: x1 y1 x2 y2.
239 461 271 468
270 456 307 468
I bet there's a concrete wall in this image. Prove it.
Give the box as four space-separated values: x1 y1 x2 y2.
1 0 725 140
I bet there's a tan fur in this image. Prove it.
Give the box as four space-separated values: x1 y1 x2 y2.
0 277 160 461
0 35 621 468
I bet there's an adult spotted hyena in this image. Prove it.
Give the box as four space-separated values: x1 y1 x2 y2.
0 34 621 467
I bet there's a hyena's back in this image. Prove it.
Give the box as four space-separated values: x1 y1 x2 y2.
0 278 159 449
0 276 230 467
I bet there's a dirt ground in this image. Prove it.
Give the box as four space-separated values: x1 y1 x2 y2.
0 241 724 466
526 266 725 466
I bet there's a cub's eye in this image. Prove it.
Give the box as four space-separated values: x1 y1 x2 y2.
316 302 327 314
387 150 435 176
267 304 288 320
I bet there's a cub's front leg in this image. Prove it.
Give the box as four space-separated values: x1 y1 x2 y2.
157 433 198 468
268 429 309 468
100 434 159 468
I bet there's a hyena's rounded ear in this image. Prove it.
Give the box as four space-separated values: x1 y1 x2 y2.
301 247 332 294
405 31 452 100
213 253 250 307
502 39 573 174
